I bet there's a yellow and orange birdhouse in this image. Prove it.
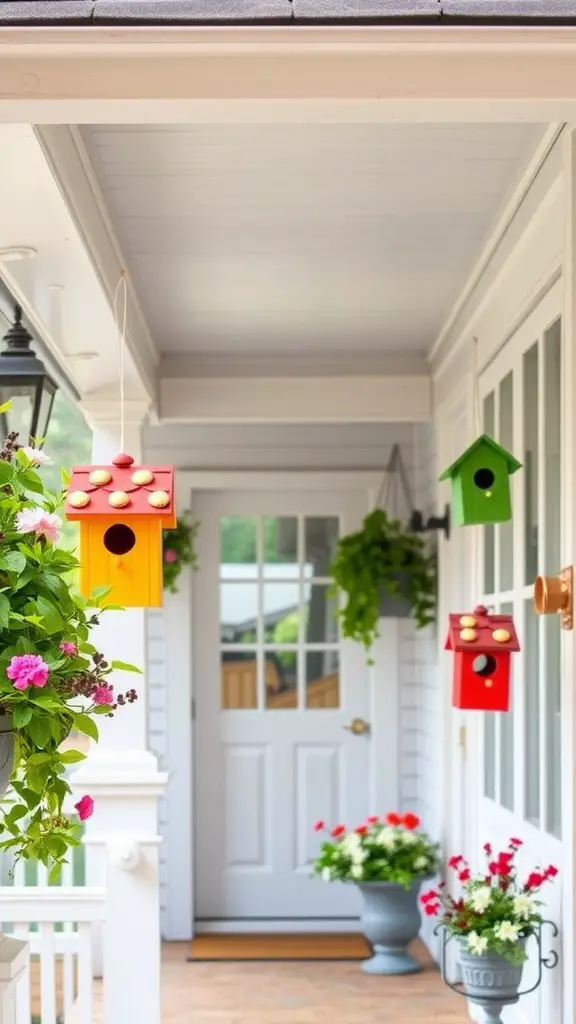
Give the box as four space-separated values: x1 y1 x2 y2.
65 453 175 608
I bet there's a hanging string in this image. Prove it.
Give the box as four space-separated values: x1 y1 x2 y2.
375 443 414 521
113 270 128 454
472 336 482 437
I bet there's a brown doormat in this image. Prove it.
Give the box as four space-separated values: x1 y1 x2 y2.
188 932 371 962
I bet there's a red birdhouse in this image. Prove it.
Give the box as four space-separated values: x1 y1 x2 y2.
444 604 520 712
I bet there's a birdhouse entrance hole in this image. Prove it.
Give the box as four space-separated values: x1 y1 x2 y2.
473 468 495 491
103 524 136 556
472 654 497 677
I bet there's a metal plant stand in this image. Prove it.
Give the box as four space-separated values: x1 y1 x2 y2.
435 922 559 1023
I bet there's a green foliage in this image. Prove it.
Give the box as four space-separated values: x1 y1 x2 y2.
0 408 139 874
330 508 436 657
162 512 200 594
313 816 439 890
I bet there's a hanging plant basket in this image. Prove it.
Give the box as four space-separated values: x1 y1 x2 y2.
162 512 200 594
378 571 412 619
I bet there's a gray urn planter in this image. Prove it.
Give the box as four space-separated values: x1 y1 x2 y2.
0 717 14 794
357 880 422 975
458 939 525 1023
378 573 412 619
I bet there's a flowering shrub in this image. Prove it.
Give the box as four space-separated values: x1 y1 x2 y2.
420 838 558 965
312 812 439 889
0 418 139 876
162 512 199 594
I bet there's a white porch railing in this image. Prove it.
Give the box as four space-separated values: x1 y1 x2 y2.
0 887 106 1024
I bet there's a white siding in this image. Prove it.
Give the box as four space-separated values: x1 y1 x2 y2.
143 421 440 937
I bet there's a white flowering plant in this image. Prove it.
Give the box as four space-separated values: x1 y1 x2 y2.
312 812 439 890
420 838 558 965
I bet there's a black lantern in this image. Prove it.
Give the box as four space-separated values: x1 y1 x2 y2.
0 305 58 445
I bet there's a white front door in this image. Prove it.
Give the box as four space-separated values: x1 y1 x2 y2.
476 283 564 1023
193 488 372 921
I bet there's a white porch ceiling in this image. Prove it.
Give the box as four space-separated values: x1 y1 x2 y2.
81 122 546 361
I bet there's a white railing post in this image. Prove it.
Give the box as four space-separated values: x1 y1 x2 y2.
0 935 29 1024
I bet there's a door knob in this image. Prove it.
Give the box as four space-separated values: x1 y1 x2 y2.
343 717 370 736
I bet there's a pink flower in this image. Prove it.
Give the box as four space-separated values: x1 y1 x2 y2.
458 868 471 882
367 815 380 824
92 684 113 706
15 507 60 544
7 654 49 690
59 642 78 657
331 824 346 838
74 795 94 822
20 446 52 467
164 549 178 564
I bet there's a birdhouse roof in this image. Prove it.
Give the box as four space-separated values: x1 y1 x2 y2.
439 434 522 482
65 453 175 525
444 605 520 653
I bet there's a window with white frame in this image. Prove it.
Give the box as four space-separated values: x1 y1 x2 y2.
481 317 562 838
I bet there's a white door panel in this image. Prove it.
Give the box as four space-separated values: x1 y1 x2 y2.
193 489 372 920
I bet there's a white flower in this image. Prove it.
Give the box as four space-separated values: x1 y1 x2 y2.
470 886 493 914
321 867 332 882
376 827 398 850
494 921 521 943
414 856 428 871
350 864 364 880
21 446 51 467
401 831 418 845
351 848 367 865
342 833 362 855
513 894 535 921
467 932 489 956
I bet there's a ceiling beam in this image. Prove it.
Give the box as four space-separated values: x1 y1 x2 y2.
159 375 431 424
2 26 576 122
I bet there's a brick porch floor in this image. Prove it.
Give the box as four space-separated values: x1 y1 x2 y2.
89 941 469 1022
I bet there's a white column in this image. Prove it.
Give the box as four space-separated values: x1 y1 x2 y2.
70 400 167 1024
0 936 28 1024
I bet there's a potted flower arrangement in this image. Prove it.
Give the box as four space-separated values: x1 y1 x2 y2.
0 419 139 878
330 508 436 659
421 838 558 1020
313 812 439 975
162 511 199 594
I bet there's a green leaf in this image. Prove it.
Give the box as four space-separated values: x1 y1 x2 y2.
110 660 142 674
91 585 112 602
73 714 99 742
0 462 14 487
26 716 52 749
59 749 86 765
0 551 26 575
20 470 44 494
12 705 33 728
0 593 10 630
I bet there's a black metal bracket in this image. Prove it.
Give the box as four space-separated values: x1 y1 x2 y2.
434 920 559 1002
409 504 451 540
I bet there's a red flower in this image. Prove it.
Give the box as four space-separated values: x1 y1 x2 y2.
402 813 420 831
483 842 492 855
420 889 439 904
457 919 468 929
525 871 544 890
510 837 523 848
545 865 558 879
424 903 440 917
458 869 471 883
355 825 368 835
367 815 379 824
313 820 325 832
385 812 402 826
448 855 463 869
331 824 346 838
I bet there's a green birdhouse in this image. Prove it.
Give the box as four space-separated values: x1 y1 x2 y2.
439 434 522 527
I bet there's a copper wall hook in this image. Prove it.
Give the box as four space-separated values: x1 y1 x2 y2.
533 567 573 630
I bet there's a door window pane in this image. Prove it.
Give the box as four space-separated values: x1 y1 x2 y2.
304 517 339 578
220 583 258 643
498 374 514 592
523 343 539 584
263 516 298 575
221 651 258 709
263 584 299 642
265 649 297 709
544 319 562 837
306 651 340 709
220 517 257 567
524 598 540 826
499 601 514 811
303 584 339 644
483 391 495 594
